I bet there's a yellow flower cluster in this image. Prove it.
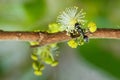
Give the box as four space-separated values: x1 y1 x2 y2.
31 44 59 76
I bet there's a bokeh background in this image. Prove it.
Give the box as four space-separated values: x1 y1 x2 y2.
0 0 120 80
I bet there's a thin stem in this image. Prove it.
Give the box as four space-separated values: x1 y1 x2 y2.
0 28 120 46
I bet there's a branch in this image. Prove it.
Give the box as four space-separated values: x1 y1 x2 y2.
0 28 120 46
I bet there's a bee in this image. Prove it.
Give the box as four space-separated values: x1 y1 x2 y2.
70 22 89 42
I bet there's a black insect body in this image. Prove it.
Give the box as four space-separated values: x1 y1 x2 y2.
74 23 89 42
75 23 84 36
83 35 89 42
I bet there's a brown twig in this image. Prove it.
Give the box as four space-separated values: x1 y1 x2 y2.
0 28 120 46
87 28 120 39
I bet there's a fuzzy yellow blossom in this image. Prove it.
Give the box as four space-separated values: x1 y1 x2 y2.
88 22 97 33
67 39 78 48
57 7 86 34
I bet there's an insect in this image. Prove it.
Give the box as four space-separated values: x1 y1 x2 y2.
70 22 89 42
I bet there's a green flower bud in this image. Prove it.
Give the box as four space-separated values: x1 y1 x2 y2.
31 54 38 61
78 41 84 46
51 61 58 67
32 62 39 70
34 70 42 76
44 57 53 64
40 64 45 70
29 41 39 46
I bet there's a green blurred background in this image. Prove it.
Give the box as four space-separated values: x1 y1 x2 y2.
0 0 120 80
